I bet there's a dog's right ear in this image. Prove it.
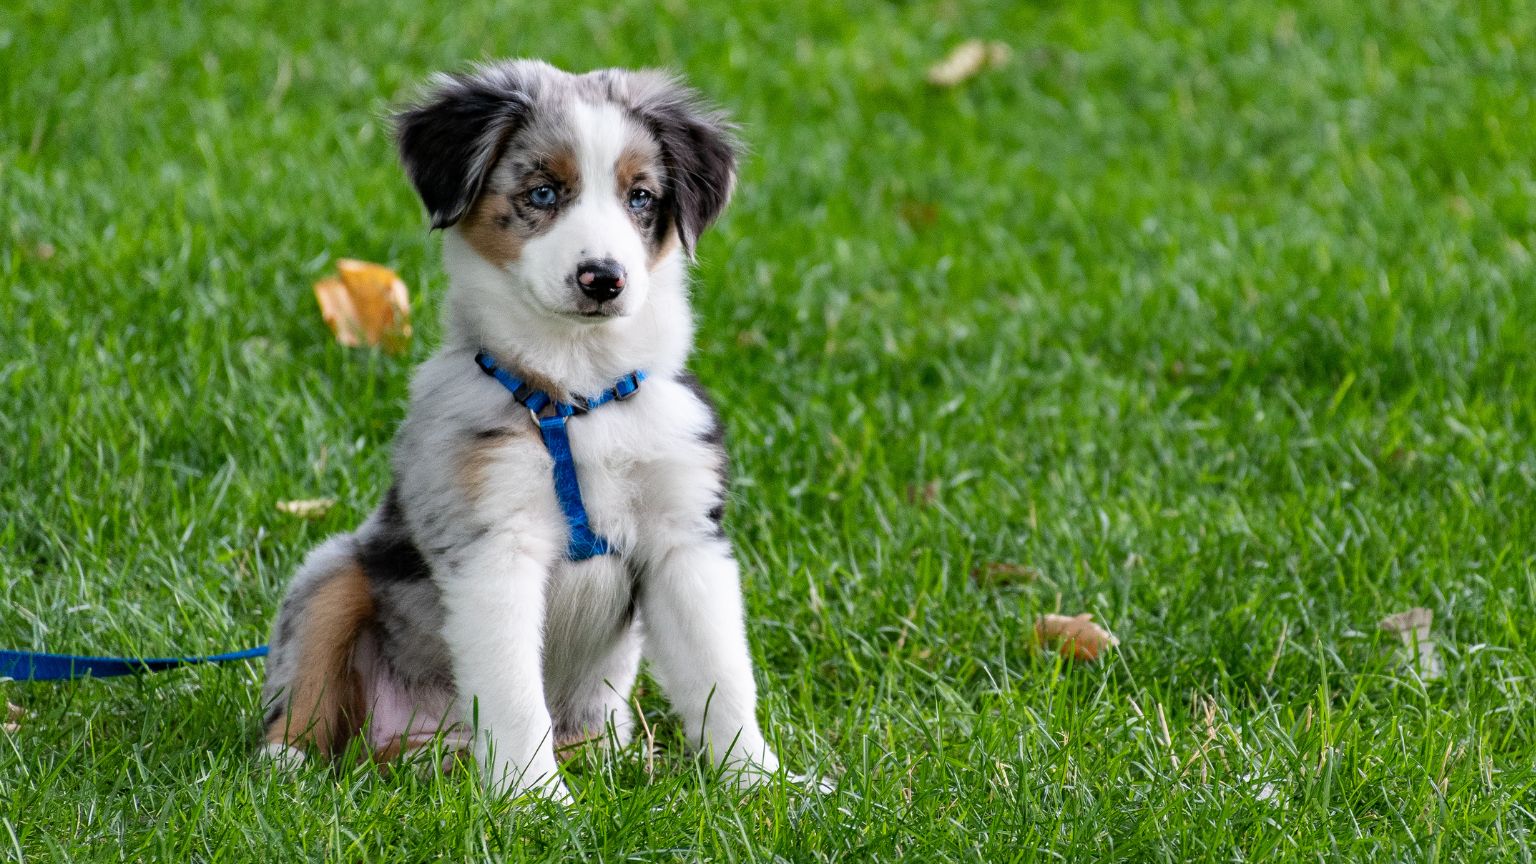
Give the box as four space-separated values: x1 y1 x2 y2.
394 69 532 230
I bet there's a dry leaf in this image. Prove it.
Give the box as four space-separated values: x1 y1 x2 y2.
897 199 940 230
971 562 1041 587
1035 612 1119 662
926 40 1012 87
313 258 412 353
276 498 337 519
1378 607 1444 681
4 701 23 734
905 481 940 506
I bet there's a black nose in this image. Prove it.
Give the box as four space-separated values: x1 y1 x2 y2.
576 259 626 301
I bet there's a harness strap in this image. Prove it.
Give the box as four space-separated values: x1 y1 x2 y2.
1 645 269 682
475 350 644 561
538 415 611 560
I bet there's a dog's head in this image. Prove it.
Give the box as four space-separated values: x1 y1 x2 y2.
395 61 738 322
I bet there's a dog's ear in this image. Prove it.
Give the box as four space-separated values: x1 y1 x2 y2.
394 68 534 230
623 72 740 257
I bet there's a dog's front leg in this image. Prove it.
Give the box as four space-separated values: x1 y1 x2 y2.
639 540 781 784
438 536 568 802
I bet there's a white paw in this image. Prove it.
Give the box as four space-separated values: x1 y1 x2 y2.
503 773 574 806
483 757 573 805
537 778 575 806
258 742 308 771
789 771 835 795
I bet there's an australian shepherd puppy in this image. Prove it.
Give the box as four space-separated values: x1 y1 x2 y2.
259 60 802 801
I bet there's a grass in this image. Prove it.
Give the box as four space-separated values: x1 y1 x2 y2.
3 0 1535 859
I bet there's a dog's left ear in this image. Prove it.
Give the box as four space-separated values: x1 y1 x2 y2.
394 67 534 230
623 72 740 257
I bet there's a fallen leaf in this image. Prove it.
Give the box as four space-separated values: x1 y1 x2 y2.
1034 612 1119 662
276 498 337 519
926 40 1013 87
4 701 23 734
897 199 940 229
34 242 56 261
971 562 1041 587
905 481 940 506
1378 607 1444 681
313 258 412 353
927 40 987 87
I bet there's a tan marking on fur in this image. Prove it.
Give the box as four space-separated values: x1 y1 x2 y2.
458 429 512 500
544 146 580 190
615 145 659 194
264 563 373 758
460 192 525 267
649 224 681 270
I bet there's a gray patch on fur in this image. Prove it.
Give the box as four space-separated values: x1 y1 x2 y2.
677 371 730 532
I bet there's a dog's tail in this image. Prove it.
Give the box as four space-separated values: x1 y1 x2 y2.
261 538 374 760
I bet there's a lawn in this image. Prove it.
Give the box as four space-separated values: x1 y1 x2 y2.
3 0 1535 860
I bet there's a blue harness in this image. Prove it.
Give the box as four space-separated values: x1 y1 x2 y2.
474 350 644 561
0 352 642 682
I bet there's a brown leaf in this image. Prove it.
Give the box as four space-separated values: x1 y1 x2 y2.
905 481 940 506
276 498 337 519
314 259 412 353
898 199 940 229
1035 612 1119 662
971 562 1041 587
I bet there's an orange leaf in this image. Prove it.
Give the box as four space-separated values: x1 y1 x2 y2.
313 259 412 353
1034 612 1119 662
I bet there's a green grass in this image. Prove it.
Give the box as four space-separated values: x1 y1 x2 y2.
3 0 1535 859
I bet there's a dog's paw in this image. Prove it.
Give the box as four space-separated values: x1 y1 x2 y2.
719 752 834 796
719 747 810 793
502 774 574 806
482 757 574 806
258 742 308 771
788 771 836 795
536 778 575 806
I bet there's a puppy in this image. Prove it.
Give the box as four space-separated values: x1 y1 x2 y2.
260 60 795 801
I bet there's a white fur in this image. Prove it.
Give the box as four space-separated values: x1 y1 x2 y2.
515 101 654 321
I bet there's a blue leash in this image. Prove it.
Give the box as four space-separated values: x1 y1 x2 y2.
475 350 644 561
3 352 637 681
0 645 268 682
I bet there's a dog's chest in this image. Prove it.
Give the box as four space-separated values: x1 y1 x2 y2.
560 385 721 555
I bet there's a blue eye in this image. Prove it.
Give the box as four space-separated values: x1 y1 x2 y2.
529 185 558 208
627 188 654 211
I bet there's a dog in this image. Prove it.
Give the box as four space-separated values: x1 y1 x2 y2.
259 60 801 801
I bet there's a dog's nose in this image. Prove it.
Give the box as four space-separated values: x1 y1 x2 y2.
576 259 626 301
